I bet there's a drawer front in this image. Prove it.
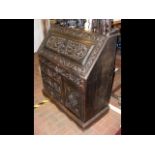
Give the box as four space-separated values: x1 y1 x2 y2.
41 70 62 103
41 72 61 94
40 63 61 85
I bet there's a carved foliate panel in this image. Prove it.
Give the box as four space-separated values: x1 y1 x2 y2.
64 82 82 118
66 40 88 60
46 36 67 53
46 36 90 64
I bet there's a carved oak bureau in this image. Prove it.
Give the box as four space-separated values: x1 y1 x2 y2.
38 25 119 128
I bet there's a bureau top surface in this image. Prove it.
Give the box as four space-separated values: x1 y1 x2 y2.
38 26 113 79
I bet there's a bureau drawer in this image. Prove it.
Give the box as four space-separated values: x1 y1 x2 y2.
41 72 62 94
40 62 61 85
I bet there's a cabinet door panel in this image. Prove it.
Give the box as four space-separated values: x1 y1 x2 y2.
63 79 83 119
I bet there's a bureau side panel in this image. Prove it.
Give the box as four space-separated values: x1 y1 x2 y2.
85 36 117 121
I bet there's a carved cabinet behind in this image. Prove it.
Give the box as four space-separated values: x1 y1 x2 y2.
38 25 119 128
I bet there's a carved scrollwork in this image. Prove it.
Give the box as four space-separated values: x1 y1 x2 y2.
46 36 89 61
46 36 66 53
65 40 88 60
